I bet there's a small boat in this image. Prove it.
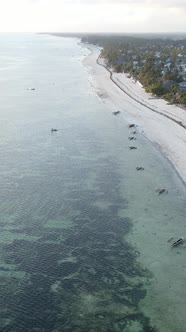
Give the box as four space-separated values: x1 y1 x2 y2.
51 128 58 132
112 111 120 115
171 237 184 247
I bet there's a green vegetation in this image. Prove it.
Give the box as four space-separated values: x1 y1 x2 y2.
82 34 186 105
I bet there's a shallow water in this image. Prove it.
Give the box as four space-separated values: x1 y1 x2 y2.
0 34 185 332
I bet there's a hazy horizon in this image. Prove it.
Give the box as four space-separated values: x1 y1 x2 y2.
0 0 185 33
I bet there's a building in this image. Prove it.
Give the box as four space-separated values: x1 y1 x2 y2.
179 81 186 90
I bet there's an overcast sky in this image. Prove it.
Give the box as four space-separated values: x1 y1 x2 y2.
0 0 185 33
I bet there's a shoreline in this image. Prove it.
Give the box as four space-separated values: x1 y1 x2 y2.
97 55 186 130
83 43 186 332
83 44 186 186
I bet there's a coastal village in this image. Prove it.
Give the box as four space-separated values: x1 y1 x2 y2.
82 35 186 105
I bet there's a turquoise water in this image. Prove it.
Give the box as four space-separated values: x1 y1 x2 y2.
0 34 186 332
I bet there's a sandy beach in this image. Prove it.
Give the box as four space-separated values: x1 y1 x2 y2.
83 44 186 332
84 45 186 186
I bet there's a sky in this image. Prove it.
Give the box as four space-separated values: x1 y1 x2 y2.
0 0 185 33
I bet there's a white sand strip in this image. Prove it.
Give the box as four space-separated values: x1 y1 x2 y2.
84 46 186 185
84 45 186 332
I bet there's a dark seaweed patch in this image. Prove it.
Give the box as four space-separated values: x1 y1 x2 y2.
0 157 157 331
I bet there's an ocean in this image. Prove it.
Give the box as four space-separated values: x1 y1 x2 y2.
0 33 186 332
